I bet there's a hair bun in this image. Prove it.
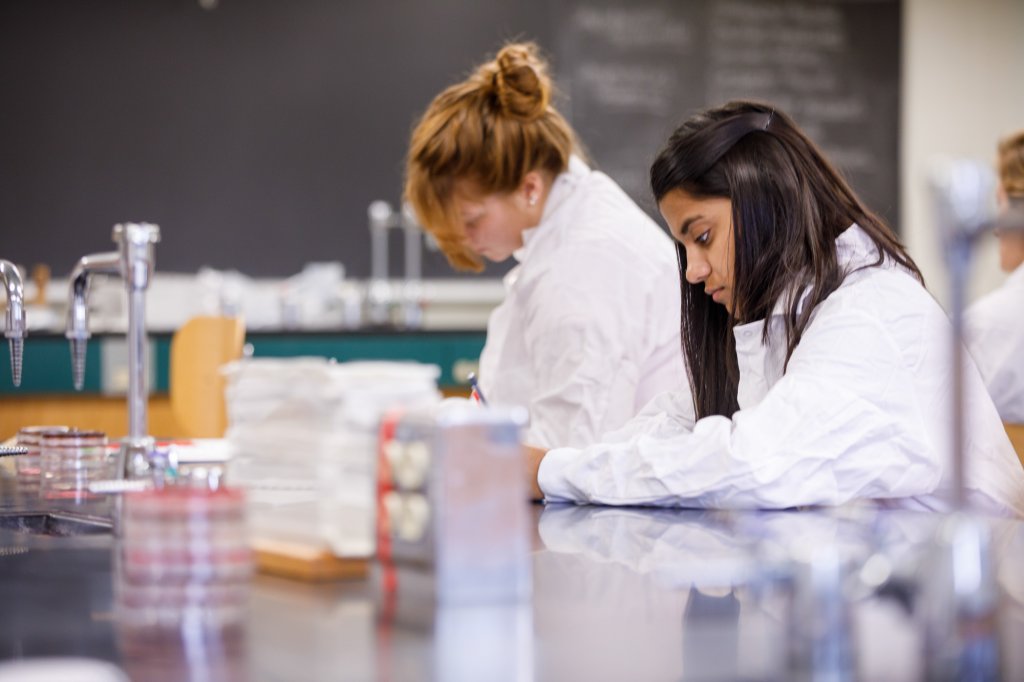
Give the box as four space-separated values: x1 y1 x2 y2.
492 43 550 121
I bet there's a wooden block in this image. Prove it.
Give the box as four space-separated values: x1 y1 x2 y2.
251 539 369 582
170 315 245 438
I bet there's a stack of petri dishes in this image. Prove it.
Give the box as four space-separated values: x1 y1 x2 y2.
15 425 69 496
115 475 253 630
38 429 110 503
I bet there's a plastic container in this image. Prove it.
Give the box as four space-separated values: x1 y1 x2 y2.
38 429 110 502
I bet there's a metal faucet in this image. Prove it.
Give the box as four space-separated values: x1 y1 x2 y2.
401 202 424 329
66 223 161 481
66 252 121 390
0 260 26 387
367 200 424 328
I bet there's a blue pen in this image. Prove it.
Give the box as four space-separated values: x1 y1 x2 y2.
467 372 488 406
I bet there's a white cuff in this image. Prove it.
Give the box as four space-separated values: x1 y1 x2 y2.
537 446 583 503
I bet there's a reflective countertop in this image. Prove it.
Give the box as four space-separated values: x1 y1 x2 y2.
2 482 1024 681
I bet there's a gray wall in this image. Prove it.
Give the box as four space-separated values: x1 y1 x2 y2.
0 0 899 280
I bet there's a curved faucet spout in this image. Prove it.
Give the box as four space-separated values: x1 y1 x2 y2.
65 251 120 390
0 260 26 387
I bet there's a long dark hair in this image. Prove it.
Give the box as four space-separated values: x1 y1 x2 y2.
650 101 922 420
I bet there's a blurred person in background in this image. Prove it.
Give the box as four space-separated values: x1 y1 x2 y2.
405 42 684 449
965 129 1024 423
524 101 1024 517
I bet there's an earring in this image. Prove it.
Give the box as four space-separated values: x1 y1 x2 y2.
528 194 537 207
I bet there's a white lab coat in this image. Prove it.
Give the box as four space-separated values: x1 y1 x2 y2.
539 225 1024 517
965 263 1024 423
478 156 684 449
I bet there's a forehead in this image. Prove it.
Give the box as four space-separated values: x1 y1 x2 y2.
658 189 731 236
658 188 701 217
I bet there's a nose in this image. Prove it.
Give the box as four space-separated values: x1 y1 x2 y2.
685 253 711 285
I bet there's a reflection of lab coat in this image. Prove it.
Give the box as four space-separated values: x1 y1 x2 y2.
478 156 684 449
540 225 1024 517
536 504 946 682
965 263 1024 423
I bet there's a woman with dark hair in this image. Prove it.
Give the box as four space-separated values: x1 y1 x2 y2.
526 101 1024 516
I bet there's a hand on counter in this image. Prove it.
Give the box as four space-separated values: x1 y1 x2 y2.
524 444 547 501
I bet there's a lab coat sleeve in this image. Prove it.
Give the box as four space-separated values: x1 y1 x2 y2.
596 388 697 443
538 304 943 508
519 246 657 449
965 292 1024 423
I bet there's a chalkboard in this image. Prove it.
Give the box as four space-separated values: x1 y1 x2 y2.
0 0 899 280
554 0 901 224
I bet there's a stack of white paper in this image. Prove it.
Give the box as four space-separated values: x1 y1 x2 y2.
223 357 440 558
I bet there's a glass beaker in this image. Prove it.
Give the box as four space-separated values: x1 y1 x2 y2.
15 425 70 493
39 429 111 503
117 482 252 629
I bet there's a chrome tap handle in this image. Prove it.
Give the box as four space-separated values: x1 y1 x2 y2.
112 223 160 290
0 260 26 387
112 223 160 444
65 251 120 390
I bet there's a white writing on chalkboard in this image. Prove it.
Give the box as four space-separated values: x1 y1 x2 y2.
571 6 692 50
556 0 899 225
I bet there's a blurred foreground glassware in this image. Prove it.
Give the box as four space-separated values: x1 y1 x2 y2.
39 429 111 504
786 542 856 682
15 425 69 494
116 620 248 682
114 480 252 678
376 403 531 607
374 403 533 682
115 482 253 630
924 158 1006 680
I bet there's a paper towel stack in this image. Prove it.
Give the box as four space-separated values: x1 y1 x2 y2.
224 357 440 558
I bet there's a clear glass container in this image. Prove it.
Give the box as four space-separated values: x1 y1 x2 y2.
38 429 110 502
15 425 70 493
116 482 253 629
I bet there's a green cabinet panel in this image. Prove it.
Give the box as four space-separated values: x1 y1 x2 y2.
0 337 102 393
1 332 485 394
247 333 485 386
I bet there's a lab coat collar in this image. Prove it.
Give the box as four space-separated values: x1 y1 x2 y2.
734 224 874 348
759 223 877 321
512 156 591 263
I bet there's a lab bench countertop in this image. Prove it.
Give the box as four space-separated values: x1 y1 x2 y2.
3 482 1024 681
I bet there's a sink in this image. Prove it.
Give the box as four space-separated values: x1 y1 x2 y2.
0 512 112 536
